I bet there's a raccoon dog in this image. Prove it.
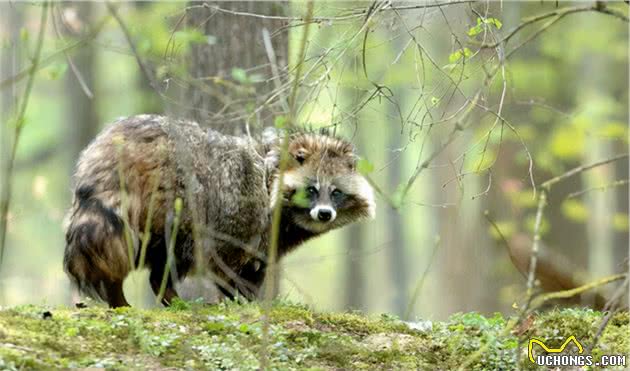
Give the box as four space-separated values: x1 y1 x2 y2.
63 115 375 307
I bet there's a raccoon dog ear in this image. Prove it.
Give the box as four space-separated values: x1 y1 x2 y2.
294 148 307 165
347 153 359 171
262 126 280 146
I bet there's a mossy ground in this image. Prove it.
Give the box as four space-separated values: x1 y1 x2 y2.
0 300 627 370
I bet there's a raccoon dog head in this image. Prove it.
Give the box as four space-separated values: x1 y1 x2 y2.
268 130 376 234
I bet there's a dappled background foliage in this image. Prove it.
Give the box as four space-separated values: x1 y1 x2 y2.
0 1 628 321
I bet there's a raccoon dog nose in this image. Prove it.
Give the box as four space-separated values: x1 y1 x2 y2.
318 209 332 222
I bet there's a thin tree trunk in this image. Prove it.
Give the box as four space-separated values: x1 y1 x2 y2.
0 3 23 303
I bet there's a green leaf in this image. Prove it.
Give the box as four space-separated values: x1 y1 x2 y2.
43 63 68 80
356 158 374 175
173 29 207 45
174 197 183 213
448 48 473 64
231 68 248 84
274 115 287 129
468 17 502 36
291 188 310 208
431 96 440 105
561 199 588 223
486 17 503 30
467 26 483 37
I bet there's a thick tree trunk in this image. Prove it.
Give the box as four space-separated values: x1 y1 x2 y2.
184 1 289 135
344 223 365 310
62 2 99 167
60 2 99 304
386 103 407 317
579 15 618 303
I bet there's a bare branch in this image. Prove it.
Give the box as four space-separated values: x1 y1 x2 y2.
51 4 93 99
567 179 629 199
526 191 547 294
0 12 108 90
480 3 628 50
541 153 629 190
530 273 626 308
105 1 161 95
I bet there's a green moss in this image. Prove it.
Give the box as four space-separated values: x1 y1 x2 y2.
0 302 627 370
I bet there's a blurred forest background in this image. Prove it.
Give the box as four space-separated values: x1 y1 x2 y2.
0 1 628 321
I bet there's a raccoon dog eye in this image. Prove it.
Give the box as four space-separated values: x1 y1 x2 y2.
331 189 343 198
306 186 318 196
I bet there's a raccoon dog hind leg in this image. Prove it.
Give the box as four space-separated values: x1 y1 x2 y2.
64 184 131 307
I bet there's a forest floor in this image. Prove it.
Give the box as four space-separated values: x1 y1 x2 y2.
0 300 628 370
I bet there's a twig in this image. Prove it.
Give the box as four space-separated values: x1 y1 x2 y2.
404 235 440 320
483 210 512 254
137 173 161 270
262 27 289 113
529 273 626 308
0 12 108 90
398 95 476 203
541 153 629 190
521 154 629 312
260 2 314 368
595 4 630 22
502 273 627 370
157 198 183 304
199 0 476 23
114 139 137 272
385 0 478 11
51 4 94 99
567 179 629 199
526 191 547 294
480 4 628 50
0 1 49 267
471 170 492 200
588 275 629 353
105 1 161 95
